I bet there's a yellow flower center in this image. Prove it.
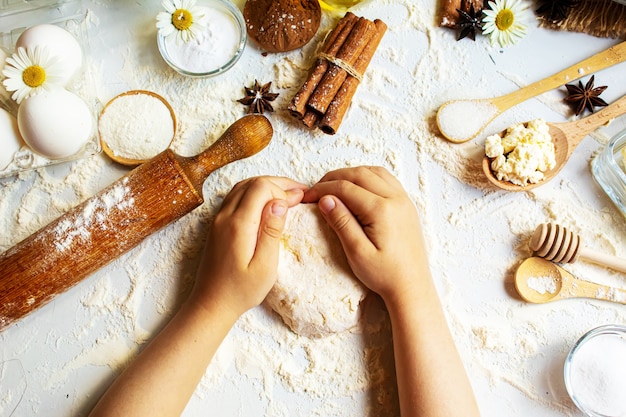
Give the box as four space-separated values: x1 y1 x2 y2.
171 9 193 31
22 65 46 88
495 9 515 31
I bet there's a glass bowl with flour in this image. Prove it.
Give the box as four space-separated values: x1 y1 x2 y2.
157 0 246 77
98 90 176 166
564 324 626 417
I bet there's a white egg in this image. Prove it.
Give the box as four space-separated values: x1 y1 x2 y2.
0 107 23 170
18 89 93 160
16 24 83 86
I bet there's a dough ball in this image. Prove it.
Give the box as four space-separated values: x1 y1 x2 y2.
266 203 368 338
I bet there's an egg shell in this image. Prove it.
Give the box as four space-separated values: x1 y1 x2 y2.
16 24 83 86
0 47 6 73
18 89 93 160
0 48 11 103
0 107 23 170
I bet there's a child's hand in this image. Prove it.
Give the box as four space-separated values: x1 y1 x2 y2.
190 176 306 318
303 166 427 304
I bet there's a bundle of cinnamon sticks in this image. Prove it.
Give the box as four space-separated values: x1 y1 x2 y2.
287 12 387 135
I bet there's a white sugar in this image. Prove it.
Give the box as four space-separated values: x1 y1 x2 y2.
162 6 240 73
437 100 499 142
569 333 626 416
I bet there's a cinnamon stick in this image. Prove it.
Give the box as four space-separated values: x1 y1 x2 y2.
301 110 319 129
439 0 484 28
287 14 386 134
287 12 359 119
306 17 376 115
319 19 387 135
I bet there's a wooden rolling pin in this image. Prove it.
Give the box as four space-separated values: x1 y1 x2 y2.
0 115 273 332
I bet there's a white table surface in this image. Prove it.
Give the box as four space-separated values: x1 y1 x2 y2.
1 0 626 416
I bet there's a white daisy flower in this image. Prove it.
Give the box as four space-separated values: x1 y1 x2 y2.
156 0 206 44
2 46 65 104
482 0 528 47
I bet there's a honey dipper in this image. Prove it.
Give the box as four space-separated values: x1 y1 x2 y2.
530 223 626 273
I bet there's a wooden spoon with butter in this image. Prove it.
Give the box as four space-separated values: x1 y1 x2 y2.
483 94 626 191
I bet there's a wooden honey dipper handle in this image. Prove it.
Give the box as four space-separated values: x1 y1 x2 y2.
530 223 626 273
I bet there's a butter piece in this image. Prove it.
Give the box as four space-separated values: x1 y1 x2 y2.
485 118 556 186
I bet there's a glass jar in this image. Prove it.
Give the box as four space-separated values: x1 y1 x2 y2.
564 325 626 416
591 128 626 218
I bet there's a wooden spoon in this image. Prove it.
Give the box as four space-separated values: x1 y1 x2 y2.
482 93 626 191
99 90 177 166
515 257 626 304
437 41 626 143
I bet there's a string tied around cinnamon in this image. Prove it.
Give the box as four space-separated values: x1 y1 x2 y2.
316 51 364 82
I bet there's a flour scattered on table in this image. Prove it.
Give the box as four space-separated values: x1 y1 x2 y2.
2 0 626 416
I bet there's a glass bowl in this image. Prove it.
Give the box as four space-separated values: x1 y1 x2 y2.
564 324 626 417
156 0 246 78
591 128 626 218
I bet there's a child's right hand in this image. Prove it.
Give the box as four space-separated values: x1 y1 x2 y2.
191 176 306 318
303 166 430 304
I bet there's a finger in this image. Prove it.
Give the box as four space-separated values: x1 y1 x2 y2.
251 199 289 270
221 177 307 216
302 179 380 215
315 166 400 198
285 188 305 207
318 195 374 257
233 178 300 219
264 176 308 192
219 177 253 213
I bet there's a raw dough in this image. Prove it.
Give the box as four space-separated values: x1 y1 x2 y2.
265 203 368 338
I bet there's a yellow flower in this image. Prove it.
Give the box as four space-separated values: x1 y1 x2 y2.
482 0 528 47
156 0 206 43
2 46 65 104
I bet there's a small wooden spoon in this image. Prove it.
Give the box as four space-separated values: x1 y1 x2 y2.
99 90 177 166
482 93 626 191
437 41 626 143
515 257 626 304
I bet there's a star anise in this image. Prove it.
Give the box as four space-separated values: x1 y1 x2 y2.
535 0 578 23
564 75 608 116
237 80 279 114
456 3 482 41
